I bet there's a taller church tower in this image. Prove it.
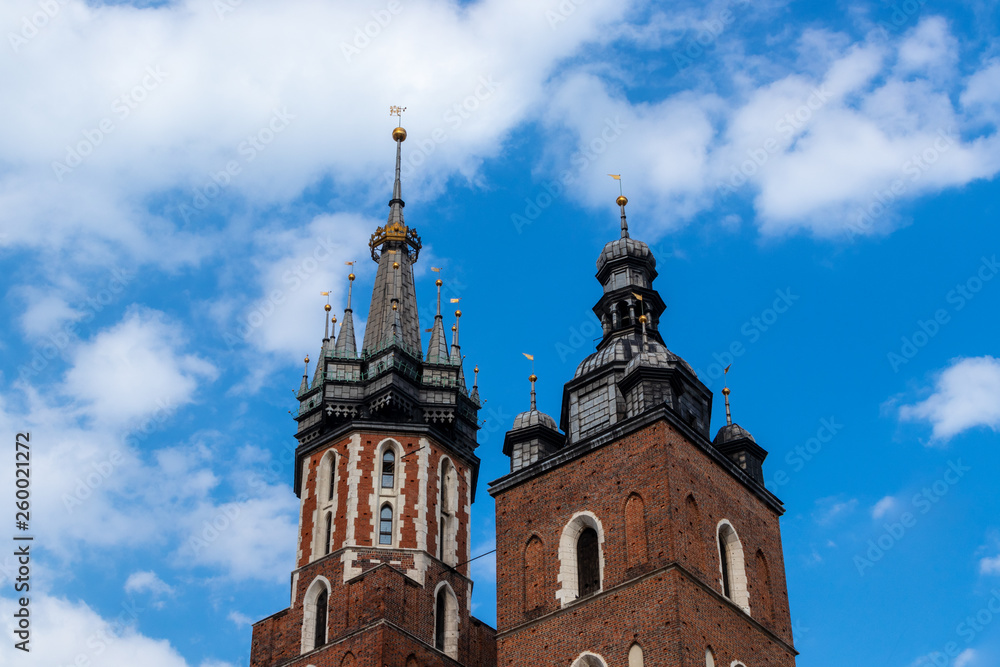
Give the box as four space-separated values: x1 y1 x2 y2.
249 125 496 667
490 197 797 667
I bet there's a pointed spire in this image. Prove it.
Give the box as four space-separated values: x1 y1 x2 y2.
617 194 629 239
388 109 407 227
722 386 733 427
426 277 450 364
471 365 480 403
451 311 466 387
299 355 310 395
334 272 358 357
312 302 333 387
529 373 538 411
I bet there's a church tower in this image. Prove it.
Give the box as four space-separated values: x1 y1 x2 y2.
490 196 797 667
249 124 496 667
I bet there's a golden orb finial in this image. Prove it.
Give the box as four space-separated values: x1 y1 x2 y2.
324 303 331 312
451 325 457 332
455 309 462 318
474 365 479 373
304 355 310 364
617 195 628 207
529 373 537 383
722 386 730 396
332 315 337 323
393 261 400 269
349 273 355 281
436 278 443 287
639 314 647 324
392 302 398 310
392 126 407 142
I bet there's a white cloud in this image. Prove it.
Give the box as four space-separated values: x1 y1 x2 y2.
0 594 191 666
0 0 628 265
64 307 217 427
812 496 858 524
954 649 977 667
872 496 898 519
980 555 1000 576
227 610 253 628
899 356 1000 442
124 570 174 597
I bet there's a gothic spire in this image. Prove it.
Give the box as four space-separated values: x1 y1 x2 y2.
361 120 423 356
451 311 466 387
334 271 358 357
312 302 333 387
426 277 450 364
299 355 309 395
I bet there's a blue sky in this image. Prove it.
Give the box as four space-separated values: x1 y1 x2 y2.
0 0 998 665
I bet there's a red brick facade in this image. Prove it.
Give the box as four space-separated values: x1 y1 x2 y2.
250 429 496 667
491 416 796 666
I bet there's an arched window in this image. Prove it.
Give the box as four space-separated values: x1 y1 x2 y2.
381 450 395 489
438 458 458 565
379 504 393 545
300 577 331 653
312 450 339 562
625 494 648 568
717 520 749 612
314 588 327 647
617 301 631 327
755 549 774 624
628 643 644 667
578 528 600 597
571 653 608 667
340 653 356 667
524 536 545 612
434 583 459 658
705 648 715 667
557 512 605 606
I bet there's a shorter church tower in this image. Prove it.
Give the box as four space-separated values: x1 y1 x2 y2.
490 196 796 667
249 123 496 667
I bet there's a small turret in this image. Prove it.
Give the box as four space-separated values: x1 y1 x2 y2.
503 373 565 472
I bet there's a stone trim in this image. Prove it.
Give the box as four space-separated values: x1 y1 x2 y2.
556 511 605 606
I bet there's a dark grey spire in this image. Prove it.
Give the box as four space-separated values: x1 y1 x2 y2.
298 355 309 395
334 273 357 356
451 311 465 387
361 126 423 357
312 304 333 387
426 278 450 364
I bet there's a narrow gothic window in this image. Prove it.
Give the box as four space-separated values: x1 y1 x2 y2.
756 550 774 623
379 504 393 545
719 530 731 598
435 588 447 651
327 460 336 500
324 513 333 555
577 527 600 597
381 449 395 489
314 588 327 647
628 643 644 667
